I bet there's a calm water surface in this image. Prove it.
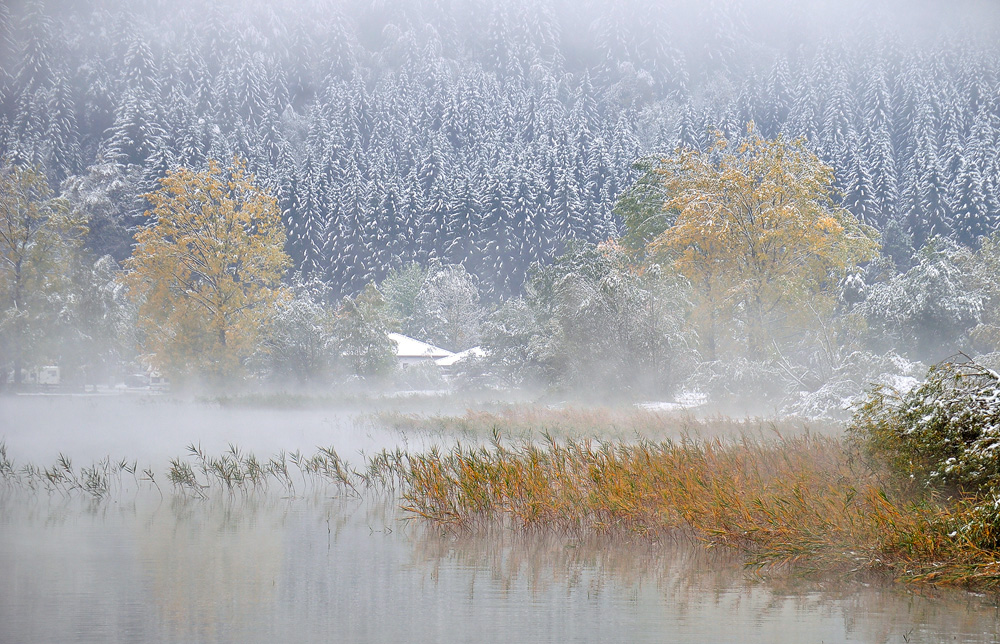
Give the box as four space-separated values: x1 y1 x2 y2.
2 491 999 644
2 397 999 643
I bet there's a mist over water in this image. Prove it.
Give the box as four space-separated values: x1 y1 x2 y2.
0 395 455 468
1 395 999 643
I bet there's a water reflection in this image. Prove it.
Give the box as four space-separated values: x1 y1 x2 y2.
412 525 1000 643
139 497 285 643
1 491 997 643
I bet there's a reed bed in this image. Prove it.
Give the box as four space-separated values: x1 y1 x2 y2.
400 432 1000 589
370 405 838 443
167 443 409 498
0 440 408 500
0 440 149 499
5 405 1000 589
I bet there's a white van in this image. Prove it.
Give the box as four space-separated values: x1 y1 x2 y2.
38 366 60 386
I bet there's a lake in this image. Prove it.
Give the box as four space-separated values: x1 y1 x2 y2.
1 396 998 643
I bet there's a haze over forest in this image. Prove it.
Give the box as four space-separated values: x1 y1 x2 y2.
4 0 1000 296
4 0 1000 413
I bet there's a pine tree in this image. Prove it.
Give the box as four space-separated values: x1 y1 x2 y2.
505 169 543 296
550 149 587 242
677 104 706 150
475 172 512 294
288 156 328 275
861 116 899 230
163 84 206 168
761 55 792 137
445 173 482 268
419 169 452 265
842 134 879 226
0 6 14 115
104 39 167 174
904 99 953 246
950 153 991 245
819 67 857 173
786 50 830 143
12 3 54 98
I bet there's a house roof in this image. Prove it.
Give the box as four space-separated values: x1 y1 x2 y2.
435 346 485 367
388 333 454 359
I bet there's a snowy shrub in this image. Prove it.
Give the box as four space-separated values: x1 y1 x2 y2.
410 263 483 352
380 263 427 336
948 492 1000 551
392 362 446 391
973 352 1000 373
252 278 339 385
782 351 923 420
849 356 1000 494
859 240 983 360
685 358 788 413
969 235 1000 353
482 243 695 398
61 159 138 262
782 378 864 420
447 354 495 392
480 298 553 388
335 284 397 379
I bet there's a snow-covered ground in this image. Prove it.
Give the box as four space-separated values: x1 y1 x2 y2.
635 391 708 412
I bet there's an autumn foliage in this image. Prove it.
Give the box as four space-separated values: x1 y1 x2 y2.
0 164 86 386
124 159 290 384
649 125 879 358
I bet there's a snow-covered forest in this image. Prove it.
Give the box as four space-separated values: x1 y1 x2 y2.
4 0 1000 295
4 0 1000 413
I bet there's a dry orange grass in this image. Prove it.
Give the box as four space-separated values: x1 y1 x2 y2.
402 432 1000 588
373 405 839 442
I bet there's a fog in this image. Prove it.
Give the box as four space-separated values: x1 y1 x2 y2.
1 0 1000 415
3 2 1000 638
0 395 434 468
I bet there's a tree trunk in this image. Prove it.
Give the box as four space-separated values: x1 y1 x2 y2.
12 262 24 387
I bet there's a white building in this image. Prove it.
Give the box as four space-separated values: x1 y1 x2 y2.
435 347 485 368
388 333 454 367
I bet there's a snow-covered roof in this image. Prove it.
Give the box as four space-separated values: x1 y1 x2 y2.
435 346 485 367
388 333 454 359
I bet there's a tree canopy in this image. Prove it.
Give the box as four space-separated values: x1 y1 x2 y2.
5 1 999 299
124 158 289 384
0 163 84 386
648 126 879 358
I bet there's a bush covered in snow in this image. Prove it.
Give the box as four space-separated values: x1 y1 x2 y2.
684 358 788 414
781 351 923 420
858 240 984 361
849 356 1000 495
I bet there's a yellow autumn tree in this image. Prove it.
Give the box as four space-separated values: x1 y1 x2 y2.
0 164 85 386
124 159 290 384
648 125 879 359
